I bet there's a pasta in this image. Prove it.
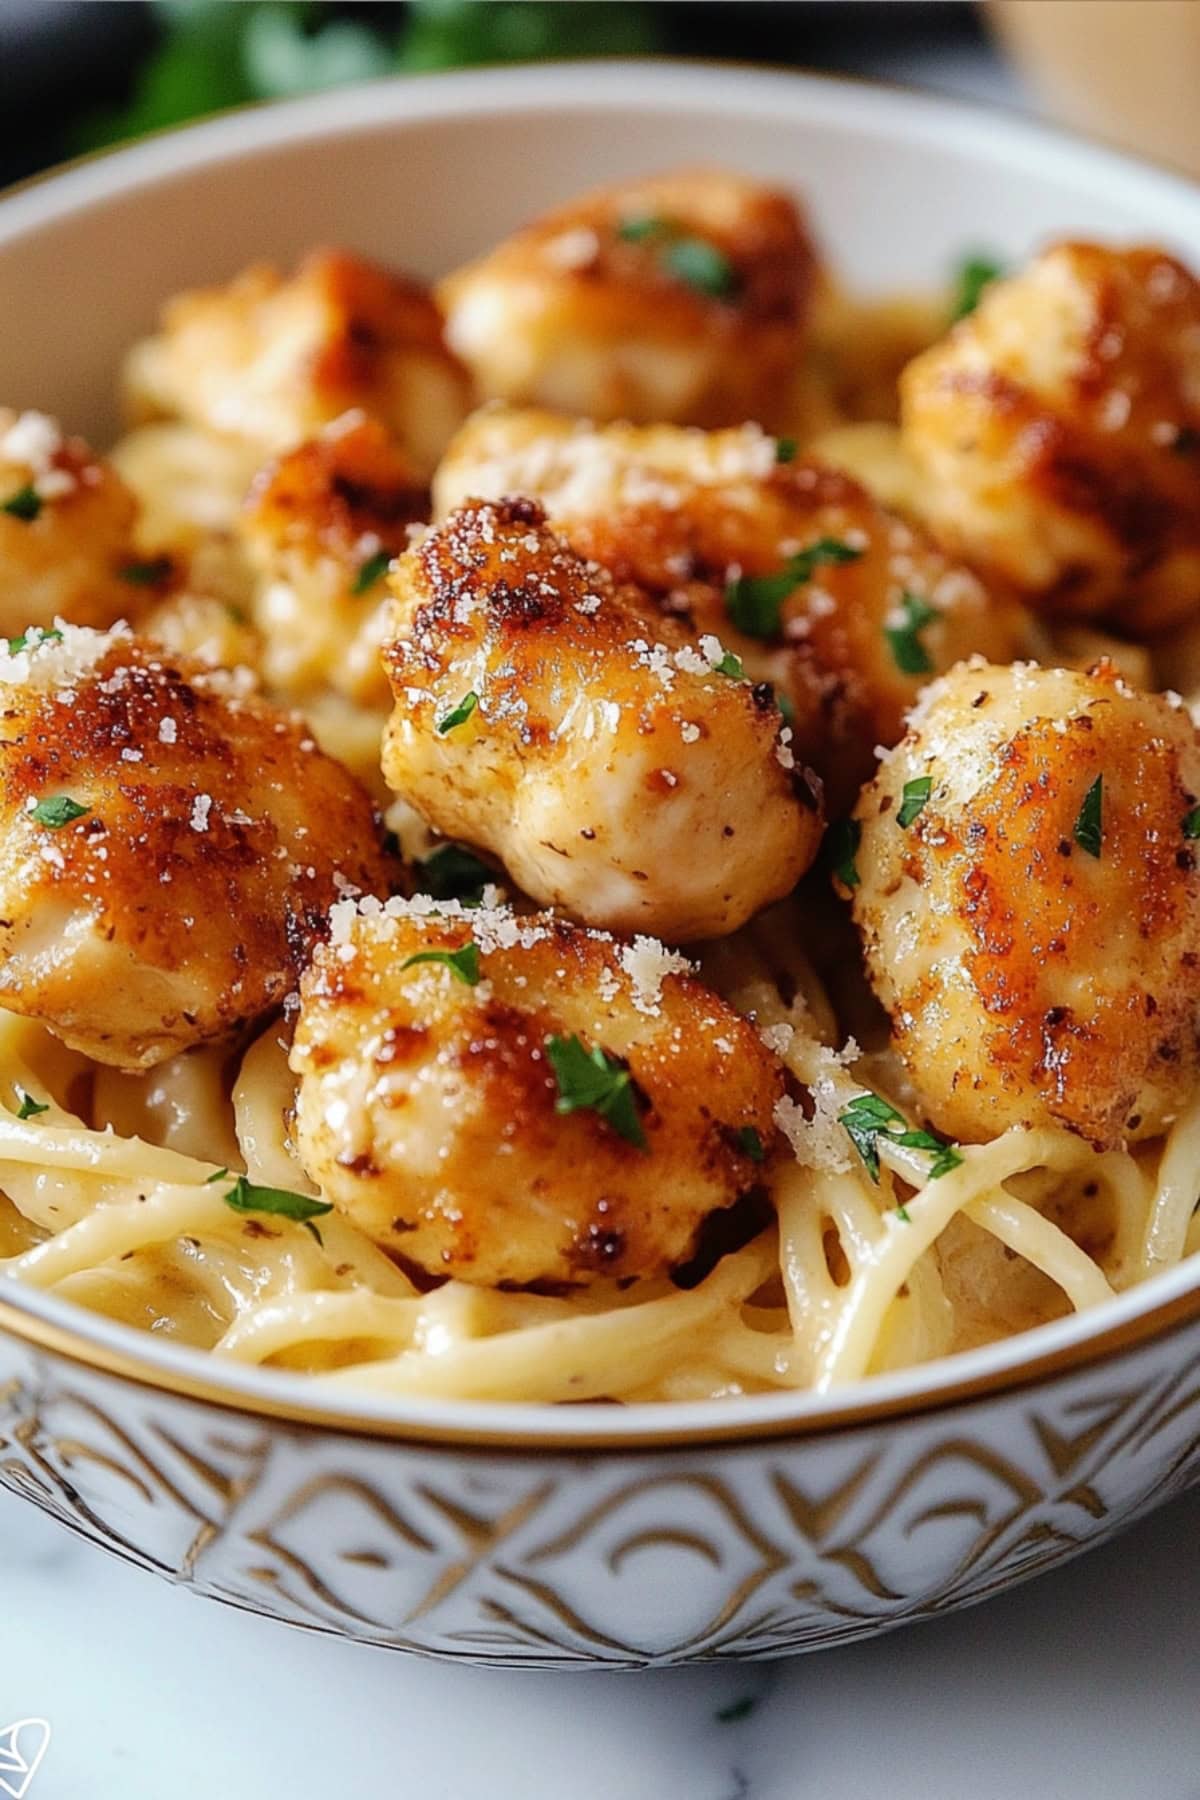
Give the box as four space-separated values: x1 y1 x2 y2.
1 171 1198 1406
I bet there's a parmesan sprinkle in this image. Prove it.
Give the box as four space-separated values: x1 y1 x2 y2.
189 794 213 833
618 936 693 1016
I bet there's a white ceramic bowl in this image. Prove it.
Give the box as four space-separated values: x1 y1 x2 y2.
3 63 1200 1668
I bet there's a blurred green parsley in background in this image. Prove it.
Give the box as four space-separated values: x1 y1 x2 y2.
75 0 665 152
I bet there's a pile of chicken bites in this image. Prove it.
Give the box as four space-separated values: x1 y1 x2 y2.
5 167 1200 1303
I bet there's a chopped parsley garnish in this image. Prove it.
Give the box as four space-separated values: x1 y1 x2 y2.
414 842 494 902
119 557 172 587
7 627 61 655
838 1090 962 1185
436 691 479 734
896 1204 912 1224
351 549 392 595
401 944 481 987
2 484 42 522
1073 775 1103 859
616 214 667 243
15 1090 49 1120
734 1125 766 1163
1183 806 1200 840
715 1695 759 1724
725 538 863 640
662 236 739 299
897 776 933 829
31 795 89 829
712 650 745 680
221 1174 333 1242
205 1167 230 1183
884 592 938 675
545 1034 647 1150
774 437 798 465
951 254 1004 322
828 816 861 889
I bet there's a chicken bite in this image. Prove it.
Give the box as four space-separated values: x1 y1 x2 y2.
381 496 821 941
291 896 782 1286
123 249 472 480
0 410 146 637
438 169 814 430
901 243 1200 632
238 411 427 705
434 407 1025 807
0 625 391 1068
848 658 1200 1150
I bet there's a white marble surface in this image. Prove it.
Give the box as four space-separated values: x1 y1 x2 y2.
3 1482 1199 1800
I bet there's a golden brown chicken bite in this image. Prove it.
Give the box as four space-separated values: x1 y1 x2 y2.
123 249 472 480
0 410 147 637
848 658 1200 1150
292 897 782 1286
381 496 821 941
435 407 1025 807
901 243 1200 632
438 169 814 430
0 625 390 1068
238 411 427 705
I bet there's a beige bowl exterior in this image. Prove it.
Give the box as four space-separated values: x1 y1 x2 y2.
3 63 1200 1665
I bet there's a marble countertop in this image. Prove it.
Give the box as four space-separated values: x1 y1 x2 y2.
4 1482 1199 1800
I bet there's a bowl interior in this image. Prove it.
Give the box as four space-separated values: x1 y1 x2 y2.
2 61 1200 1444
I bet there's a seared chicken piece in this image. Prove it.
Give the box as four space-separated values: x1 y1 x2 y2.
292 897 781 1286
438 169 814 430
110 421 262 553
238 411 427 705
0 410 146 637
901 243 1200 632
434 408 1025 807
0 625 390 1068
848 658 1200 1150
123 249 472 480
381 497 821 941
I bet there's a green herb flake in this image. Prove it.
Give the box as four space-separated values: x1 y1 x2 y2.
414 843 494 903
838 1091 962 1186
897 776 933 829
828 816 862 890
1183 806 1200 841
951 254 1004 322
15 1090 49 1120
712 650 745 680
774 688 796 727
774 437 798 465
401 943 481 987
884 592 939 676
7 627 62 655
436 691 479 735
545 1034 647 1150
734 1125 766 1164
895 1204 912 1224
31 795 89 830
725 537 863 640
661 236 739 299
205 1167 230 1184
221 1174 333 1243
1073 775 1103 859
2 484 43 522
616 214 667 243
715 1695 759 1725
928 1144 965 1180
351 549 392 595
119 557 172 587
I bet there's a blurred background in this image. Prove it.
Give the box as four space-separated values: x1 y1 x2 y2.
2 0 1197 192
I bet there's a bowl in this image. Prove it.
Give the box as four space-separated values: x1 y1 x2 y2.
3 62 1200 1669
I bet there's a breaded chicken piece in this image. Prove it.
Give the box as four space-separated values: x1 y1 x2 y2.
292 896 782 1286
848 659 1200 1150
123 249 472 480
110 421 262 554
238 411 427 705
381 497 821 941
434 408 1025 807
438 169 814 430
901 243 1200 631
0 625 391 1068
0 410 146 637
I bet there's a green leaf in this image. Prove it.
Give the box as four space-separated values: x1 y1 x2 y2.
1183 806 1200 841
1074 775 1103 859
951 254 1004 322
617 215 668 244
734 1125 766 1164
7 628 62 655
896 1204 912 1223
828 817 861 890
242 5 396 101
884 592 939 676
661 237 739 300
838 1090 962 1185
545 1034 647 1150
120 557 173 587
401 944 481 986
725 537 863 640
15 1090 49 1120
205 1166 230 1183
221 1174 333 1241
774 688 795 727
437 691 479 734
31 796 89 830
71 2 257 152
712 650 745 680
398 1 663 73
414 843 494 902
928 1144 965 1180
2 485 42 522
774 437 798 465
897 777 933 829
351 549 392 596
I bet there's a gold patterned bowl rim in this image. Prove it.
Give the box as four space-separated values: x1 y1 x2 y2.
4 61 1200 1452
